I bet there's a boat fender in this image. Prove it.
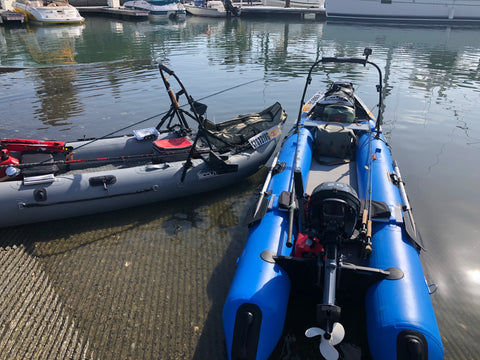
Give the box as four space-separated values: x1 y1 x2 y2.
231 303 262 360
397 330 428 360
89 175 117 190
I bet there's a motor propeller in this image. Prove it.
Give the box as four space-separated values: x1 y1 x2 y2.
305 322 345 360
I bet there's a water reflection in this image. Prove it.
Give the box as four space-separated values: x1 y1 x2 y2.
0 24 84 66
32 66 82 127
23 24 84 64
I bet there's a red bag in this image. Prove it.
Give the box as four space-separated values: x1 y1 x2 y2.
294 232 324 258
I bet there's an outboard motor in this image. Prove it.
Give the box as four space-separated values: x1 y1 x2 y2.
309 181 360 242
304 182 360 359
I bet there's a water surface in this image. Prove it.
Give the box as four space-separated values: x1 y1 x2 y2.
1 16 479 359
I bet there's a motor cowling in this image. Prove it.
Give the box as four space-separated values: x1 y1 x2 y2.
308 182 360 242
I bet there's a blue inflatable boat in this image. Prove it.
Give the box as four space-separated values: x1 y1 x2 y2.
223 49 443 360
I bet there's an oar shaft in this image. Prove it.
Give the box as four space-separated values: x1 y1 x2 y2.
252 151 280 217
393 161 412 211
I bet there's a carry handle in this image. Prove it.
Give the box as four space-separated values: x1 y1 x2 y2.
324 122 345 130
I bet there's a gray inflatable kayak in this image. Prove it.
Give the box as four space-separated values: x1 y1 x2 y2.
0 64 286 227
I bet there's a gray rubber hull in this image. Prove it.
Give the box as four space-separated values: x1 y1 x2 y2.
0 135 278 228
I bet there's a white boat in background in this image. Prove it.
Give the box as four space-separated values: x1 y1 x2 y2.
325 0 480 24
11 0 84 25
184 0 239 17
123 0 186 21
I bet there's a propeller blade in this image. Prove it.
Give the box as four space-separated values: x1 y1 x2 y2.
320 336 339 360
330 322 345 345
305 327 325 338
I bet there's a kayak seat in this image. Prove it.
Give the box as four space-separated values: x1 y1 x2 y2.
306 124 359 195
21 153 59 177
312 123 357 162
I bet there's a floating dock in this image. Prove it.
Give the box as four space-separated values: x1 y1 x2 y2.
0 9 25 25
239 4 325 19
75 5 325 20
1 4 325 24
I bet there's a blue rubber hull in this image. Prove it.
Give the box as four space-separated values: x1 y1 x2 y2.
357 133 444 359
223 130 298 360
223 101 443 359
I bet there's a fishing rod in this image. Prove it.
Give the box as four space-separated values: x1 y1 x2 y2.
0 152 167 182
285 57 322 248
360 145 376 258
0 153 160 170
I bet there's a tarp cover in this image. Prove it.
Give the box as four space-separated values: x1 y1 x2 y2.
203 102 286 151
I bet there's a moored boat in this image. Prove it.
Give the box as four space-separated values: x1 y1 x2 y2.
223 49 443 359
184 0 239 18
11 0 84 25
123 0 186 21
0 63 286 228
325 0 480 24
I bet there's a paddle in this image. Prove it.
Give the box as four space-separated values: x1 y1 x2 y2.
246 151 283 225
392 160 424 250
